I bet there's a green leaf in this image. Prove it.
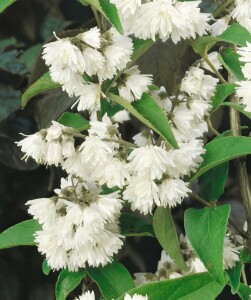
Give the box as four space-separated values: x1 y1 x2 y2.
57 112 89 131
42 259 51 276
19 44 42 72
132 93 178 148
56 269 86 300
199 162 229 202
0 220 41 249
108 93 178 148
0 37 17 52
22 72 60 108
238 283 251 300
219 48 245 81
101 98 124 118
0 50 27 75
227 261 242 294
218 23 251 46
190 136 251 181
98 0 124 34
222 102 251 119
153 207 188 271
87 261 134 300
0 85 21 122
120 213 154 237
117 272 227 300
184 205 231 284
192 36 219 57
0 0 16 13
240 247 251 263
211 83 236 112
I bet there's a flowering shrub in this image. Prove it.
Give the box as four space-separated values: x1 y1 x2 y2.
0 0 251 299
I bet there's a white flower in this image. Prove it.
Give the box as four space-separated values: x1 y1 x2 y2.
46 121 64 141
75 290 95 300
131 0 210 43
232 0 251 32
61 135 75 158
111 0 141 18
210 15 230 36
79 135 114 168
99 27 133 80
112 110 130 123
132 130 153 147
77 27 101 48
151 86 172 113
16 131 47 163
73 83 101 112
180 66 219 100
46 141 62 166
189 97 211 120
93 158 130 188
237 42 251 79
158 178 190 207
134 272 157 287
235 80 251 112
89 114 118 139
128 145 174 180
186 257 207 274
82 47 105 76
118 66 152 102
124 294 148 300
42 36 86 74
223 237 241 269
123 175 159 214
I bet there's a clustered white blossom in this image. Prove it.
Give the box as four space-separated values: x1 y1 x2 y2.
134 234 242 286
111 0 211 43
235 42 251 112
74 291 148 300
27 177 124 271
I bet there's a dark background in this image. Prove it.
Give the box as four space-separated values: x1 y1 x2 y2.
0 0 250 299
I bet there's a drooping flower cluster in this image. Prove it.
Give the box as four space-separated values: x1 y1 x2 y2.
42 27 134 113
26 177 124 271
134 234 241 286
111 0 210 43
75 291 148 300
231 0 251 32
16 121 77 166
235 42 251 112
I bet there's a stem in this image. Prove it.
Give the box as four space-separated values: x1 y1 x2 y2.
229 73 251 253
189 192 212 207
241 266 248 285
213 0 234 18
91 6 103 30
102 138 138 148
204 54 227 84
206 116 220 136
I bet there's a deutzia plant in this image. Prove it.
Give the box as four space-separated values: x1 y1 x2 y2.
1 0 251 299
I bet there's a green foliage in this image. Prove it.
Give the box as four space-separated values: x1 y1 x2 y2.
184 205 230 284
117 273 227 300
192 36 219 58
211 83 236 112
238 283 251 300
57 112 90 131
199 162 229 202
219 48 245 81
218 23 251 46
42 260 51 276
0 220 41 249
0 0 16 14
0 50 27 75
130 38 154 64
55 269 86 300
19 44 42 72
0 86 21 122
120 213 155 237
108 92 178 148
98 0 124 34
227 261 242 294
153 207 188 271
22 72 60 108
191 136 251 181
87 261 134 300
0 37 17 51
222 102 251 119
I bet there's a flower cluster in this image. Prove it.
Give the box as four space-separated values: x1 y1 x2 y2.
26 177 124 271
75 291 148 300
111 0 210 43
235 42 251 112
134 234 241 286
